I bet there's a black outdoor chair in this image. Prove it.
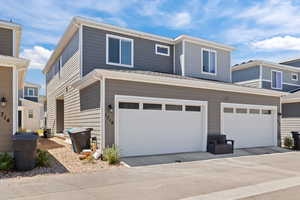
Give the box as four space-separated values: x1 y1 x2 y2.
207 134 234 154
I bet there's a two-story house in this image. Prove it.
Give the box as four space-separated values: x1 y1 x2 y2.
0 20 29 153
232 60 300 92
43 17 285 157
18 82 44 131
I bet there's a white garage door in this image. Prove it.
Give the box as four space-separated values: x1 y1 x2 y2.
115 96 208 157
221 103 277 149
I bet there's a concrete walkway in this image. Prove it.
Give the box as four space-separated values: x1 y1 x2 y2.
1 150 300 200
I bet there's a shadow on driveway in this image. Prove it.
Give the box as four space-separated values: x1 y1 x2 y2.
121 147 292 167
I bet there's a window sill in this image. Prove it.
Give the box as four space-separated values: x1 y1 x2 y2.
106 62 134 68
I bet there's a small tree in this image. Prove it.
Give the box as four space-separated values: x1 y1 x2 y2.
284 136 293 149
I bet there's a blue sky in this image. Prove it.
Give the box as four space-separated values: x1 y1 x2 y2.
1 0 300 95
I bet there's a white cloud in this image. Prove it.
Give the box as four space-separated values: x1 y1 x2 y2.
21 46 53 70
169 12 191 28
252 36 300 50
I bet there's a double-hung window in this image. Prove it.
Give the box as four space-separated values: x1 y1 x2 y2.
202 48 217 75
271 70 282 89
27 88 35 97
106 34 133 67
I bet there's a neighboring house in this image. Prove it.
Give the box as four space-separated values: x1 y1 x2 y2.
43 17 286 157
0 20 29 153
278 58 300 141
18 82 44 131
232 60 300 92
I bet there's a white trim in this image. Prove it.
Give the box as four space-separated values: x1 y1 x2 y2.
235 79 260 85
43 16 235 74
174 35 235 52
12 29 16 57
155 44 170 56
182 40 186 76
262 79 300 87
114 95 208 152
281 97 300 103
259 64 263 88
220 103 278 147
271 70 283 90
173 45 175 74
25 87 37 97
201 48 217 76
79 24 83 78
13 66 17 134
232 60 300 73
100 78 106 151
72 69 287 97
106 34 134 68
292 73 298 81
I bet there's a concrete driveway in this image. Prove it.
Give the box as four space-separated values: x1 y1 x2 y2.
121 146 290 167
2 149 300 200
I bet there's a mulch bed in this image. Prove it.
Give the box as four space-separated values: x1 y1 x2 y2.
0 136 122 180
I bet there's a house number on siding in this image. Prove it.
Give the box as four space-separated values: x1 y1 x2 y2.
0 112 10 123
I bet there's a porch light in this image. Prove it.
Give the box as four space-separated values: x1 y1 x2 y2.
0 97 7 107
108 104 113 113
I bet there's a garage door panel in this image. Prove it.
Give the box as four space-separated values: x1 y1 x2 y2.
117 97 207 157
222 104 276 149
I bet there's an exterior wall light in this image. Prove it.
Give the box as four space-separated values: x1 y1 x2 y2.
0 97 7 107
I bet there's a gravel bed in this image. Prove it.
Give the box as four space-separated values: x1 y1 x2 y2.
0 137 121 180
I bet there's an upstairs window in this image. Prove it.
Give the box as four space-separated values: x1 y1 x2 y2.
271 70 282 89
202 49 217 75
155 44 170 56
292 73 298 81
106 34 133 67
26 88 36 97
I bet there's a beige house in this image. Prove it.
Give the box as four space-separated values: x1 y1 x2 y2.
0 20 29 153
18 82 44 131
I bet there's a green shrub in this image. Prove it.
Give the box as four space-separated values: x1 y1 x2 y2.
0 153 14 171
36 149 50 167
103 145 120 165
284 136 293 149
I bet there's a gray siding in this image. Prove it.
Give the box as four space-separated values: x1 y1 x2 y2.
282 103 300 118
80 81 100 111
281 60 300 68
46 30 79 84
174 41 183 75
0 28 13 56
262 65 300 85
232 66 260 82
183 41 231 82
46 49 103 148
262 81 299 92
82 26 174 76
105 79 280 147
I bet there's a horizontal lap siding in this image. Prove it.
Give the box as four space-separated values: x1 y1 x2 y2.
0 67 13 152
281 118 300 143
46 50 102 148
105 79 280 147
0 28 13 56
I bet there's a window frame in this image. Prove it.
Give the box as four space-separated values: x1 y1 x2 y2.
28 110 34 119
292 73 298 81
155 44 170 56
271 70 283 90
26 88 37 97
201 48 217 75
106 34 134 68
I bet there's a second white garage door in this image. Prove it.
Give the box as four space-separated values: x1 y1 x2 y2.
221 103 277 149
115 96 208 157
